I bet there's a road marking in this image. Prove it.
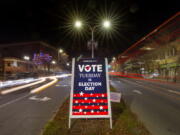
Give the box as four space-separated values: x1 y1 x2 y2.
121 79 180 100
1 78 45 95
0 94 30 109
41 97 51 101
61 84 69 87
131 79 180 96
133 90 142 95
30 77 58 94
56 84 69 87
168 90 180 95
29 96 51 102
132 79 180 92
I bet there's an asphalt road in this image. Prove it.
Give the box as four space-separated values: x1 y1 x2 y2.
110 77 180 135
0 76 71 135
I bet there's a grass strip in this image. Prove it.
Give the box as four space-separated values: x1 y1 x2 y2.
42 86 151 135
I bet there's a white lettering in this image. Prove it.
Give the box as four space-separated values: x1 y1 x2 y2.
78 82 102 87
79 73 101 78
85 87 95 91
97 65 102 72
78 65 84 72
91 65 96 72
78 64 103 72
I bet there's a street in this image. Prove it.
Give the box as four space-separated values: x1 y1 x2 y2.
0 1 179 135
0 75 180 135
0 76 71 135
111 76 180 135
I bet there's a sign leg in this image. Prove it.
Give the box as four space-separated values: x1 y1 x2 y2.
110 117 112 129
69 118 71 129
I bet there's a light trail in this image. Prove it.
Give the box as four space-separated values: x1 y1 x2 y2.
30 77 58 94
0 78 40 89
0 74 71 95
1 78 46 95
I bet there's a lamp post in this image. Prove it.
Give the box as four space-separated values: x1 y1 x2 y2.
23 56 30 72
74 20 111 58
58 48 64 63
88 26 97 58
51 60 56 73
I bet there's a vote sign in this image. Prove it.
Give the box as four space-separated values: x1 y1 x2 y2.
69 58 112 119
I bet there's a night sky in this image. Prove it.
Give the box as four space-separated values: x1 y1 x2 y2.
0 0 179 58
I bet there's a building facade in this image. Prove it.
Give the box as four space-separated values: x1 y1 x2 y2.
114 12 180 82
0 41 60 80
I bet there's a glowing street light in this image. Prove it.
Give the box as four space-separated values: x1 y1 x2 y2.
66 63 70 66
24 56 30 61
73 19 112 58
112 57 116 60
103 20 111 29
59 49 64 53
74 20 82 28
51 60 56 64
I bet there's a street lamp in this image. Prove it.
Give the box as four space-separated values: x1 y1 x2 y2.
74 20 82 28
51 60 56 64
112 57 116 62
59 49 64 53
66 63 70 66
24 56 30 61
58 48 64 63
23 56 30 72
103 20 111 29
74 20 112 58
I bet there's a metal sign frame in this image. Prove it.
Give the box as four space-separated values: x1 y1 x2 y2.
69 58 112 128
